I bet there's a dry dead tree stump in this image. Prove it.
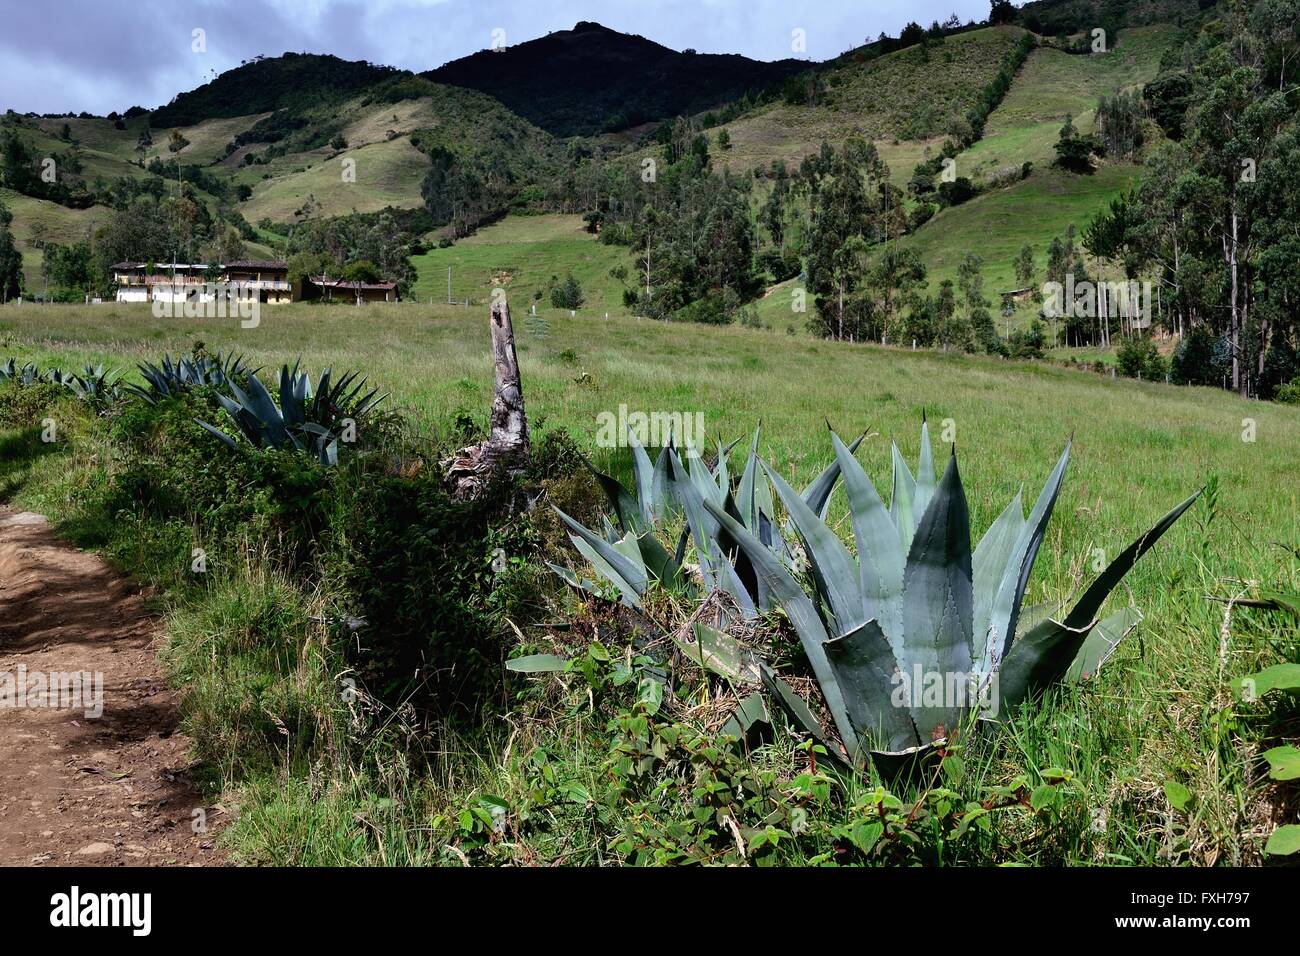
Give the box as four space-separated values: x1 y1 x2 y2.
446 299 531 497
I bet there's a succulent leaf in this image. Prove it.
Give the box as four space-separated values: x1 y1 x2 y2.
901 454 975 736
668 449 719 590
1061 489 1202 630
971 491 1025 669
983 443 1071 674
831 428 905 658
765 459 866 637
1066 606 1141 681
890 442 917 550
914 418 937 519
701 497 858 757
554 506 648 605
824 618 920 757
801 430 865 519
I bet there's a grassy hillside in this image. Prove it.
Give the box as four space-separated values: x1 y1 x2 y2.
239 137 430 222
957 26 1176 184
409 214 629 312
230 80 562 228
11 121 149 186
714 28 1026 177
901 163 1143 296
0 188 110 289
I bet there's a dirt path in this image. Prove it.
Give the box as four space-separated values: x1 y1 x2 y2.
0 508 223 866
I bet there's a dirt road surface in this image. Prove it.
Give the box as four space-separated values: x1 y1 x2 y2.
0 508 222 866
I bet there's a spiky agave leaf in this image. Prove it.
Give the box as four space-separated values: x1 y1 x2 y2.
553 506 647 607
890 442 917 551
626 426 658 526
830 428 905 659
824 618 920 758
996 488 1201 711
979 443 1071 677
802 430 867 519
1065 606 1141 682
765 459 866 637
700 495 859 760
668 447 719 591
900 454 975 739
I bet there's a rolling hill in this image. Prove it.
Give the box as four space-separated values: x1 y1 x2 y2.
0 5 1207 322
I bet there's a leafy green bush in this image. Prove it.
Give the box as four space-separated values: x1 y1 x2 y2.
0 379 69 428
319 429 589 717
549 273 585 310
1116 335 1168 380
1275 378 1300 406
1170 325 1229 386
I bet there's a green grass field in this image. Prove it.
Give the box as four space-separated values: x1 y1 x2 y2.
901 163 1142 295
1 299 1293 550
1 299 1296 864
410 214 631 314
0 187 111 290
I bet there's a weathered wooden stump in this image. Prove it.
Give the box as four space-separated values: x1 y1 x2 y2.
446 298 530 497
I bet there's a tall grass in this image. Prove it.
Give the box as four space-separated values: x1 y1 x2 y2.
1 301 1296 864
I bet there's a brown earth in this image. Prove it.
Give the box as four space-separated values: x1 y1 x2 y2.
0 508 224 866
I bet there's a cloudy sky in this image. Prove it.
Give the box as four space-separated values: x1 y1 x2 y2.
1 0 991 116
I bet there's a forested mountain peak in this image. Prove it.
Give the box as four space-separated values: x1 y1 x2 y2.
424 21 807 136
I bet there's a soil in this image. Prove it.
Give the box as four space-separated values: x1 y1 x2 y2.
0 508 224 866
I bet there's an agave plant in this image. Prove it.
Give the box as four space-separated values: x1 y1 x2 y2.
197 362 383 467
0 359 40 385
557 417 1199 771
123 351 251 404
551 423 864 615
65 364 123 404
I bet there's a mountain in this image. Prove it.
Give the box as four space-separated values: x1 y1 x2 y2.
424 21 807 137
150 53 404 128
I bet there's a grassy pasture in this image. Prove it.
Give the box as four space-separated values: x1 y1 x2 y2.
1 299 1296 862
0 187 111 290
959 26 1176 184
900 163 1143 297
409 214 631 313
715 28 1026 177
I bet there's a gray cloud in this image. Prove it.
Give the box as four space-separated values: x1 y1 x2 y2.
0 0 989 115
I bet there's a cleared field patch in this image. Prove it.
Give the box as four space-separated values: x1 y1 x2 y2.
410 214 630 314
716 27 1026 176
959 26 1176 183
33 115 141 157
898 163 1142 319
239 136 429 222
143 113 271 166
0 188 111 289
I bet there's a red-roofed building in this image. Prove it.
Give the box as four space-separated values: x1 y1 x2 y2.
302 275 398 304
111 260 293 304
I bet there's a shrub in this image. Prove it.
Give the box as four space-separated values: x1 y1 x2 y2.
549 273 585 310
671 287 746 325
1008 320 1047 360
322 452 537 716
0 379 70 428
1276 378 1300 406
1170 325 1225 386
1117 335 1167 380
